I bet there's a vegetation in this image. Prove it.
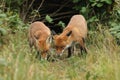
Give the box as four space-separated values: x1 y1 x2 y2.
0 24 120 80
0 0 120 80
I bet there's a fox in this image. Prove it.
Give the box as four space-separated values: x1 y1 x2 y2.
53 15 88 57
28 21 51 60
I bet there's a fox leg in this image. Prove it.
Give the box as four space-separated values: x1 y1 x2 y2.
79 38 87 55
82 38 88 53
36 51 41 59
29 39 34 52
67 47 72 58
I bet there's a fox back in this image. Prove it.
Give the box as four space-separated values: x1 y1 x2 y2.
28 21 51 59
53 15 88 57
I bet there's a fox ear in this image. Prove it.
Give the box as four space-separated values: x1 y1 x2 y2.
34 32 41 40
34 34 40 40
51 30 56 35
46 36 52 44
66 31 72 36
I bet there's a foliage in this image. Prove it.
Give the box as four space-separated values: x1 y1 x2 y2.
89 0 112 7
109 23 120 39
4 0 23 8
0 9 27 47
0 28 7 36
109 23 120 44
45 15 53 23
71 0 113 23
108 0 120 43
0 9 26 30
72 0 81 3
71 0 120 42
57 21 66 28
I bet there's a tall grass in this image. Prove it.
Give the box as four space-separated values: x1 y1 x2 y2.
0 26 120 80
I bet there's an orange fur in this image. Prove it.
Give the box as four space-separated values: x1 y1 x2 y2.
28 21 51 59
53 15 88 57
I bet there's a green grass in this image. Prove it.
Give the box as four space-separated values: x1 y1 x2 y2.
0 29 120 80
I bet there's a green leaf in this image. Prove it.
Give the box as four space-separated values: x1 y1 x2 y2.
101 0 112 4
80 7 87 13
109 24 120 39
89 0 96 2
91 2 97 7
45 15 53 23
0 13 7 18
97 3 103 7
110 25 120 31
72 0 81 3
117 10 120 15
58 21 66 28
73 5 81 11
87 16 99 23
115 33 120 38
0 28 7 36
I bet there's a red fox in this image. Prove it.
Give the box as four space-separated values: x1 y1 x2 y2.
28 21 51 59
53 15 88 57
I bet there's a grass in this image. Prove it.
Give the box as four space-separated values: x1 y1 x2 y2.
0 28 120 80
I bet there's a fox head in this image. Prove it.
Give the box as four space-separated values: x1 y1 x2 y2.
34 33 52 59
53 31 72 56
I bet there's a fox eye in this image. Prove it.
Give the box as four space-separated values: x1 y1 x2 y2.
43 50 48 53
55 46 58 48
61 46 65 49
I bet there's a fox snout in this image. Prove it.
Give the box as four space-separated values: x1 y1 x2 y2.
41 51 48 60
55 49 65 57
56 52 63 57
